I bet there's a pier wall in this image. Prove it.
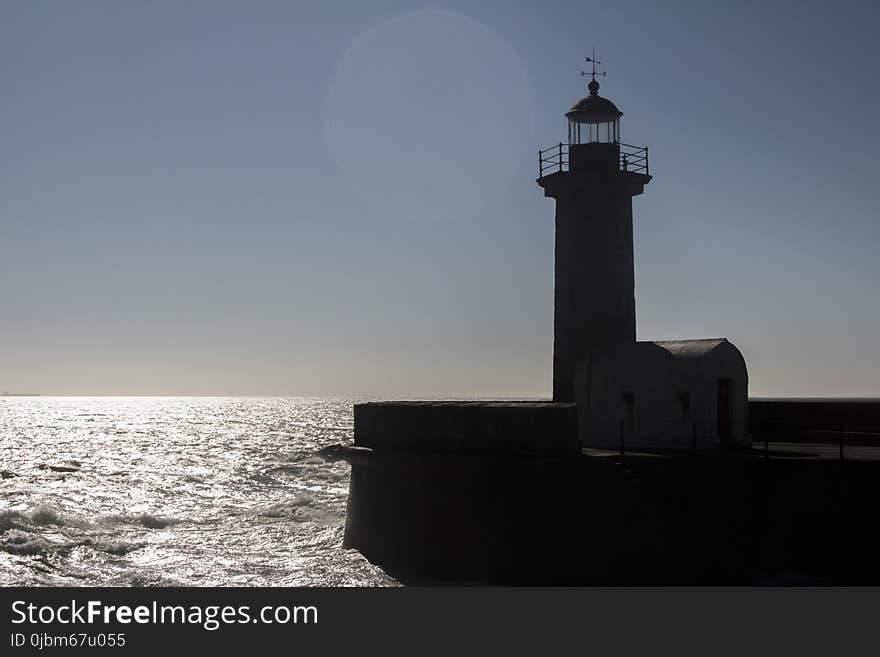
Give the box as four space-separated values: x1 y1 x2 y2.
345 402 581 583
750 398 880 443
340 399 880 584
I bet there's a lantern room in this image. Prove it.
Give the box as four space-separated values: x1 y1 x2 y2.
565 78 622 145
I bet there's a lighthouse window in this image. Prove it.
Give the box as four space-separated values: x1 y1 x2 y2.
567 119 621 145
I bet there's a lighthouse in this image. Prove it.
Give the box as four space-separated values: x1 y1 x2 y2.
538 60 749 448
340 57 753 584
538 62 651 403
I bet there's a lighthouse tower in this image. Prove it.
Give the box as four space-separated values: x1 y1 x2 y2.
538 65 651 403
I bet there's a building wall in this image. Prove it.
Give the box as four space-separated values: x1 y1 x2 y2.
540 151 646 402
574 340 750 449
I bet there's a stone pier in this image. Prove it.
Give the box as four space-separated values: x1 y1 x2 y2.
342 401 581 583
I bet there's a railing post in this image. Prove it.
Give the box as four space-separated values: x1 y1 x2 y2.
538 149 542 178
558 142 563 173
622 154 628 172
645 146 649 176
764 421 769 460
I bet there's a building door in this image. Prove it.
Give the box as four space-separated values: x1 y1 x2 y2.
717 378 731 445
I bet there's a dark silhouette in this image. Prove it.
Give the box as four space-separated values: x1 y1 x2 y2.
334 63 880 585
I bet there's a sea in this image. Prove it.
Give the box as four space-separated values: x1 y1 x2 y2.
0 396 397 586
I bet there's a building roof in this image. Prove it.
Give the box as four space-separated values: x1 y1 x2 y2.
583 338 749 387
654 338 730 360
565 79 623 124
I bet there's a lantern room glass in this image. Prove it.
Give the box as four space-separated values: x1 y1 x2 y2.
568 118 620 145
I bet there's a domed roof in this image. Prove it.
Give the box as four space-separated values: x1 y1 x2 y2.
565 79 623 124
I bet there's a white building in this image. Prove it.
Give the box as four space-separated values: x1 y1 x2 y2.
574 338 750 449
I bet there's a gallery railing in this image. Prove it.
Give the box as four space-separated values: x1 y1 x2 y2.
538 142 649 178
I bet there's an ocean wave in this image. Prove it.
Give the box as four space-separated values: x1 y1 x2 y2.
0 510 27 532
102 514 183 529
236 494 317 521
38 460 81 473
29 507 74 526
0 396 393 587
1 530 53 555
293 493 315 506
270 456 349 483
0 506 89 531
0 507 103 558
91 539 147 556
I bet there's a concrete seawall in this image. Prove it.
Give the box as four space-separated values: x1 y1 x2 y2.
353 401 578 454
750 398 880 443
344 402 581 583
338 399 880 584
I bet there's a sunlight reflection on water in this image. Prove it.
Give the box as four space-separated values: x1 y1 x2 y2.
0 397 396 586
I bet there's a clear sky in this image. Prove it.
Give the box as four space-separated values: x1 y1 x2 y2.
1 0 878 397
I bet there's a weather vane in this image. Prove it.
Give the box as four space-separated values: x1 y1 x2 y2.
579 48 606 81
